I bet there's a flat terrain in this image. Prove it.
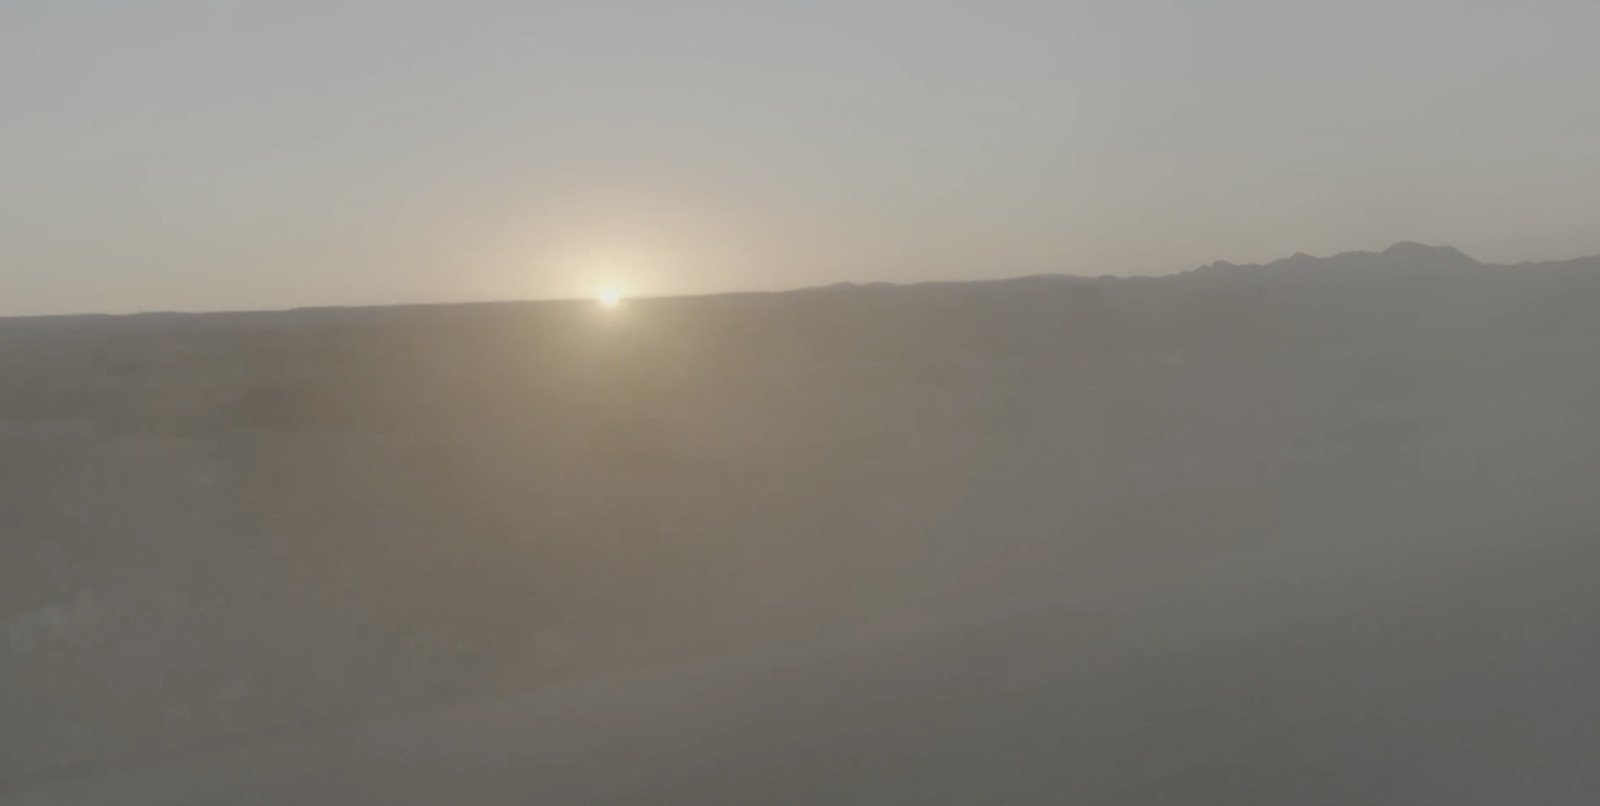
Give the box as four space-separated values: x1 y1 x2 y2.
11 489 1598 805
6 244 1600 802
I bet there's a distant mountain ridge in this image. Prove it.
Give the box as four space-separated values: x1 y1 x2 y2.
798 242 1597 295
1 243 1594 324
1189 242 1482 277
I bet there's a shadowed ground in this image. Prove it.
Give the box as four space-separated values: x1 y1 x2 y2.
5 246 1600 802
9 481 1599 805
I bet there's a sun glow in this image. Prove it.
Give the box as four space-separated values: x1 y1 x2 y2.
598 289 623 307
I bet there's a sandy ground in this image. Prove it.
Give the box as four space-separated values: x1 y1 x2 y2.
7 506 1599 806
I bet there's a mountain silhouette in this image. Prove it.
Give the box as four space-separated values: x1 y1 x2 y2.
1190 242 1482 278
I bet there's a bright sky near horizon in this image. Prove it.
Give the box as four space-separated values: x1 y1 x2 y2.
3 0 1599 315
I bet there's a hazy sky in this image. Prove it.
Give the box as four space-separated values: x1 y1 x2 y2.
4 0 1598 315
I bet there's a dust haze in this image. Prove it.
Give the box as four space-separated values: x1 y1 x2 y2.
5 243 1600 803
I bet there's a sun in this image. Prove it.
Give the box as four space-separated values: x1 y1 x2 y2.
598 289 623 307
